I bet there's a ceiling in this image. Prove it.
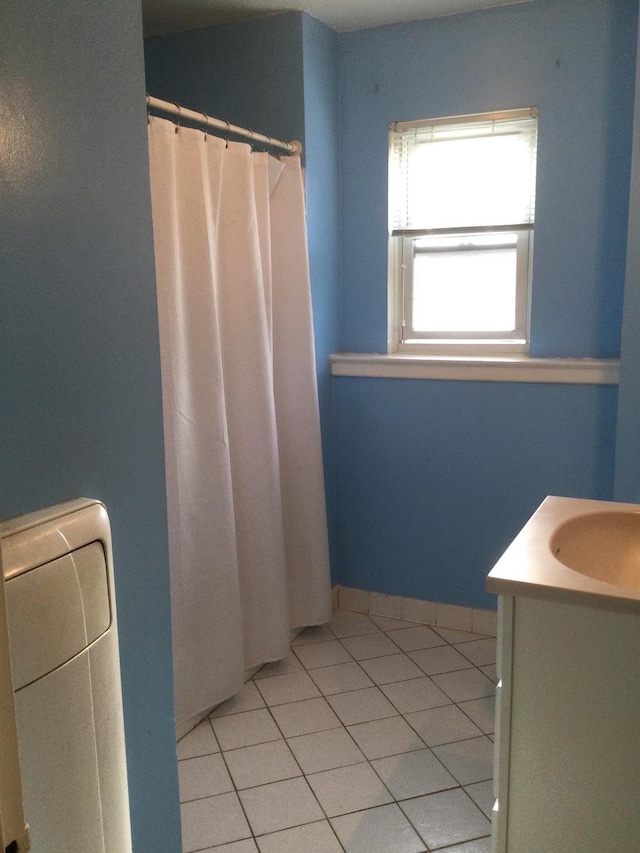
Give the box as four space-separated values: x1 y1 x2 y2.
142 0 531 38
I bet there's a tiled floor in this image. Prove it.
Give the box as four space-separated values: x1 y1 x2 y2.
178 610 497 853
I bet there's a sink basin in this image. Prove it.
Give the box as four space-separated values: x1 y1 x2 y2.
551 511 640 592
488 497 640 853
487 496 640 611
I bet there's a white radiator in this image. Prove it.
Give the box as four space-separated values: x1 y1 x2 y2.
1 499 132 853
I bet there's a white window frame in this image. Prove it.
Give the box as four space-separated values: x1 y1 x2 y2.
388 109 538 357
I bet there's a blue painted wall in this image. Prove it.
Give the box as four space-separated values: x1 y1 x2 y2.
336 379 617 608
0 2 181 850
339 0 636 357
336 0 637 608
302 15 342 576
145 2 637 608
4 1 635 849
144 14 306 148
616 14 640 503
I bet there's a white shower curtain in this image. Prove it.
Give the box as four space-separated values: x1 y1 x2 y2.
147 116 332 733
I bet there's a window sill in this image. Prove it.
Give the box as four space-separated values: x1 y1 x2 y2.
329 353 620 384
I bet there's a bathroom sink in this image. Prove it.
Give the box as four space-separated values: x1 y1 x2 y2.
488 497 640 853
551 511 640 592
487 496 640 611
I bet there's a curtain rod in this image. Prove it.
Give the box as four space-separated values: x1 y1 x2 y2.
147 95 302 156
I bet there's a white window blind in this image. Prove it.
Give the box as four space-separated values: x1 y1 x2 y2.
389 109 538 233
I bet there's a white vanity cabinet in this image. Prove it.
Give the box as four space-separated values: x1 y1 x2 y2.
488 496 640 853
492 593 640 853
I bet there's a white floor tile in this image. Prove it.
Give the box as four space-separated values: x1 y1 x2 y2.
254 671 321 706
327 686 398 725
454 638 497 667
371 748 457 800
208 841 259 853
291 625 335 645
385 625 447 652
179 753 233 802
269 697 342 737
307 762 393 817
287 726 366 773
458 696 495 734
211 709 281 751
327 612 380 638
404 704 483 747
438 835 492 852
433 626 487 644
256 820 343 853
347 716 425 760
400 788 491 849
253 653 304 680
408 645 475 676
181 792 251 852
210 681 266 717
479 663 498 684
224 739 302 790
359 654 425 685
308 661 374 695
464 779 495 818
293 639 354 669
177 719 219 760
238 777 324 836
179 606 498 853
380 676 450 714
340 632 402 660
370 614 418 631
432 736 494 785
331 803 427 853
431 668 495 703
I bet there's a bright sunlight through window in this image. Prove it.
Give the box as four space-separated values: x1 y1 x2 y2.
389 109 538 355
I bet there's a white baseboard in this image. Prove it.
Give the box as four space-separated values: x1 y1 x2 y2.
334 585 497 636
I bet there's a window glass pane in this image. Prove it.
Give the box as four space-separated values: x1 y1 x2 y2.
407 134 535 229
412 236 518 333
389 110 536 352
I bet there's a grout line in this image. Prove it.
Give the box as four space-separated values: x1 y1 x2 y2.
180 609 496 851
201 720 254 846
212 680 348 850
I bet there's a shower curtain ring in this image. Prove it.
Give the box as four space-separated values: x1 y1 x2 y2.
202 112 209 140
173 102 181 134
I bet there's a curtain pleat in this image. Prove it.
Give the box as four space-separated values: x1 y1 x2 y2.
147 117 331 733
270 157 333 628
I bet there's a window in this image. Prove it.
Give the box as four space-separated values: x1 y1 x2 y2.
388 109 538 355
